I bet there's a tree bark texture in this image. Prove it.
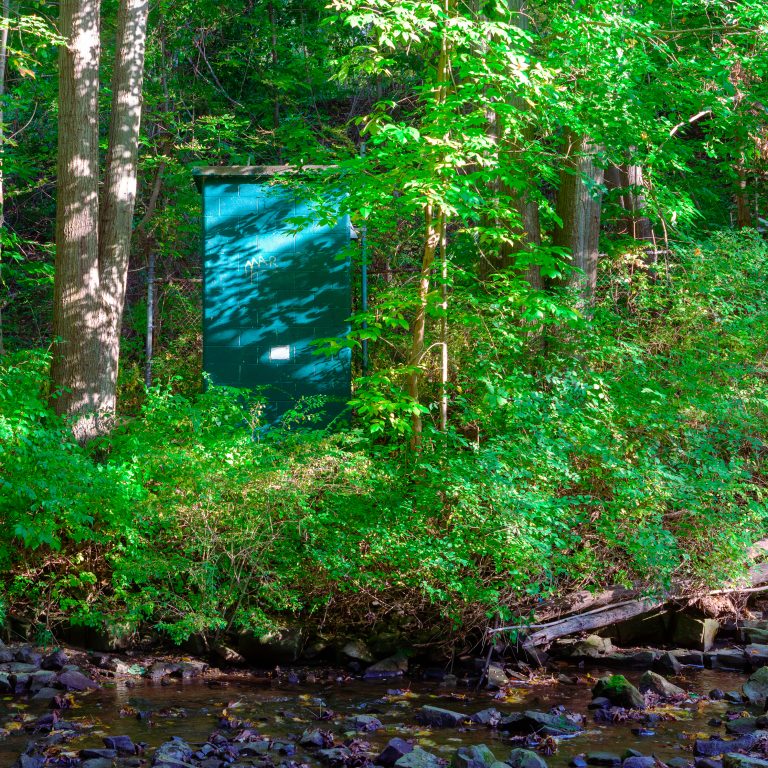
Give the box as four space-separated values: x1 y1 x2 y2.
51 0 103 441
98 0 149 411
407 203 438 444
0 0 9 356
554 133 604 306
736 163 752 229
52 0 148 442
623 163 653 241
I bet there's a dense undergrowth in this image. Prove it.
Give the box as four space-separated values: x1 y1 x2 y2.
1 231 767 650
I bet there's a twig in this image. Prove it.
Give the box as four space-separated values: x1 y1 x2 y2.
669 109 713 137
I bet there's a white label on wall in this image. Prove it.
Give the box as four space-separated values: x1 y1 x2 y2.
269 345 291 361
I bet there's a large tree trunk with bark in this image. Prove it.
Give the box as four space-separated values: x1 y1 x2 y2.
0 0 9 356
51 0 104 442
98 0 149 411
554 133 604 306
52 0 148 443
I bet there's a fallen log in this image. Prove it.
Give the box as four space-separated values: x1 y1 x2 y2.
520 596 666 648
489 543 768 649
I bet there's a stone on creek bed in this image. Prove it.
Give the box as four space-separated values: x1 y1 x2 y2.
344 713 383 731
725 716 768 735
29 669 58 692
378 738 415 766
148 661 181 680
654 651 683 675
41 649 68 670
15 647 42 666
0 662 39 675
15 756 45 768
723 756 768 768
695 759 723 768
586 753 622 766
745 645 768 668
623 758 656 768
152 736 193 766
416 705 470 728
744 666 768 704
591 676 645 710
319 747 355 766
57 669 99 691
471 708 503 726
507 748 548 768
452 744 498 768
31 686 61 701
364 652 409 679
693 732 768 757
709 649 749 671
671 649 705 667
300 728 332 748
81 760 115 768
638 670 686 698
103 734 137 755
395 747 445 768
499 710 582 737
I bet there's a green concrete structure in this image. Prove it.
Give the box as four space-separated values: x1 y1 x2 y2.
194 166 351 423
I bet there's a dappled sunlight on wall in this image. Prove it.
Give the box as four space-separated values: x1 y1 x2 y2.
195 169 351 424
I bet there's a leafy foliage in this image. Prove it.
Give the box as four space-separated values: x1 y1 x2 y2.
1 234 767 641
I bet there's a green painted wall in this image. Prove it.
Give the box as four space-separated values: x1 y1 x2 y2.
196 170 351 423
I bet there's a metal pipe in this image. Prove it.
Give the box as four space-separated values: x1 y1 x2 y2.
145 250 155 387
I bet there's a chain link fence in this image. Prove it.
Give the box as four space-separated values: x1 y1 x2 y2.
144 267 203 390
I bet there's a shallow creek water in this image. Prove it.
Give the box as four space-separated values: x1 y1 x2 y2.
0 666 754 766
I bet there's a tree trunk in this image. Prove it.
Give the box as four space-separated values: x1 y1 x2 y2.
98 0 149 411
51 0 103 442
605 162 654 243
624 163 653 241
0 0 9 356
52 0 149 442
736 163 752 229
506 0 542 290
407 203 438 445
554 133 604 307
407 1 451 445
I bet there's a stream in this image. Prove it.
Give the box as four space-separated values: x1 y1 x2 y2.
0 664 756 768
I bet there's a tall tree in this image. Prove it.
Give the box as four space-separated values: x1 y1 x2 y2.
51 0 103 442
554 134 604 307
52 0 149 441
98 0 149 413
0 0 9 356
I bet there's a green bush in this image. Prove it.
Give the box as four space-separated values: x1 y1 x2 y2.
0 231 766 644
